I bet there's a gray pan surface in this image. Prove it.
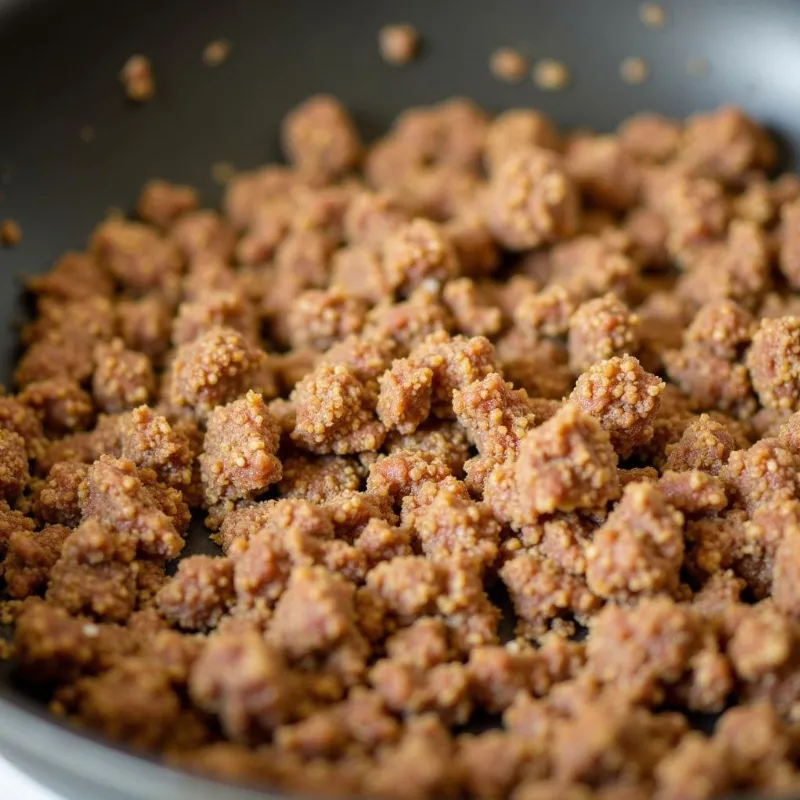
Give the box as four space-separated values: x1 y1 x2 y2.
2 0 800 797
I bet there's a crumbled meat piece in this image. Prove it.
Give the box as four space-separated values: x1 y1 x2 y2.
92 339 155 413
136 180 199 229
278 455 362 503
487 404 619 527
0 430 29 499
116 294 173 363
747 316 800 410
120 55 155 102
664 414 735 475
685 299 756 360
569 356 664 457
166 326 274 420
585 482 684 600
172 290 259 347
489 47 529 84
285 288 368 351
658 470 727 515
484 147 580 250
91 219 181 296
378 23 419 66
200 391 282 508
566 135 641 211
0 218 22 246
514 285 576 339
568 294 640 374
156 555 234 631
20 378 93 435
80 455 184 560
281 95 362 184
618 113 682 163
2 524 70 599
189 630 300 742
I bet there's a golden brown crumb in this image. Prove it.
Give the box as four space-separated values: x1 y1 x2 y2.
639 2 667 28
489 47 528 84
203 39 232 67
620 57 649 85
532 58 570 91
0 218 21 247
378 23 419 66
120 55 155 102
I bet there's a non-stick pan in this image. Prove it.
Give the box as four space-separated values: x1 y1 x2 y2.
2 1 800 798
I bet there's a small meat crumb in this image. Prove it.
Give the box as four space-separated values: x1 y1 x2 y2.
489 47 528 84
378 23 419 66
120 55 155 102
620 57 649 85
532 59 570 92
203 39 231 67
0 218 21 247
639 2 667 28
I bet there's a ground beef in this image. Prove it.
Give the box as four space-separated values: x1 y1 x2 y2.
9 96 800 800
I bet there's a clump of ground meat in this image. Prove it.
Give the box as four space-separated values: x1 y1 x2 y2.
9 96 800 800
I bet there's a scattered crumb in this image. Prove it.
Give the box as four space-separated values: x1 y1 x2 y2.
639 2 666 28
686 57 710 78
620 56 650 85
490 47 528 84
212 161 238 185
203 39 232 67
532 58 570 91
120 54 155 102
378 23 419 66
0 218 22 247
80 125 95 143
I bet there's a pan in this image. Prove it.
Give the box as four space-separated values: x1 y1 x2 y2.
1 1 800 798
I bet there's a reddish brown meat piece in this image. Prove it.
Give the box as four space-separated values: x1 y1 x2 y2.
747 317 800 410
483 109 561 175
569 356 664 457
380 218 460 295
32 462 88 527
441 278 502 338
684 300 756 360
156 555 235 630
20 378 93 436
486 405 619 527
485 147 580 250
116 294 173 363
663 414 736 476
0 396 47 460
268 565 369 686
0 430 29 499
80 455 184 560
166 326 274 420
170 210 236 263
136 179 199 229
92 339 155 414
285 288 368 351
586 482 684 600
189 630 300 742
2 524 70 599
172 290 259 347
513 285 576 339
91 218 182 297
568 294 641 374
200 391 282 508
291 362 387 455
386 422 470 476
586 598 701 704
678 106 775 184
721 438 800 513
618 112 682 163
566 134 641 211
278 455 362 503
281 95 362 183
27 251 114 302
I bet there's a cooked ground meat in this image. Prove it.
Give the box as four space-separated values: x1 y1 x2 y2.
7 96 800 800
